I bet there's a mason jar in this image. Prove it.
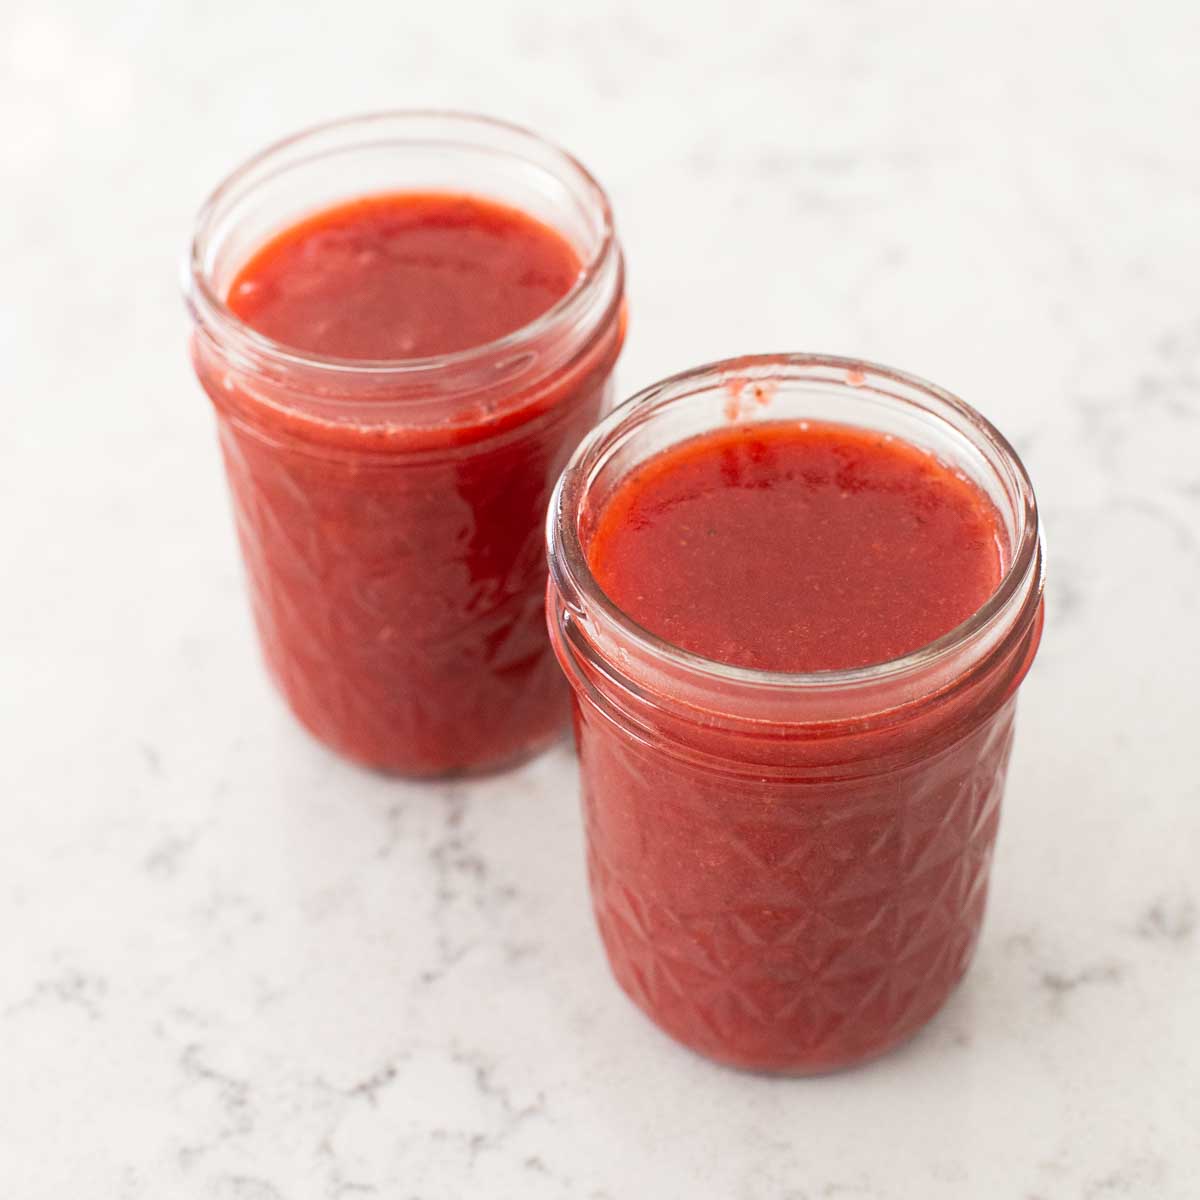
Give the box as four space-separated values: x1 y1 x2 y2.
186 112 625 776
546 354 1044 1073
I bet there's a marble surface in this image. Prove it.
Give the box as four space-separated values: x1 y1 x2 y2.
4 0 1199 1195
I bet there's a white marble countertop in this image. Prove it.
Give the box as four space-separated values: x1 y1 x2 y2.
5 0 1199 1195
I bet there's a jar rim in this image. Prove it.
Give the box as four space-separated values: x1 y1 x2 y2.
184 109 618 378
547 352 1045 698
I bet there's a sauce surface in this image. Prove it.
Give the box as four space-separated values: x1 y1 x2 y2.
588 420 1003 672
228 192 581 360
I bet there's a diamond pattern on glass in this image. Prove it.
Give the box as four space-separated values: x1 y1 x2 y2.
580 705 1017 1071
217 420 568 774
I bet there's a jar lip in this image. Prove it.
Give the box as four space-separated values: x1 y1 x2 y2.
185 109 618 378
548 352 1044 695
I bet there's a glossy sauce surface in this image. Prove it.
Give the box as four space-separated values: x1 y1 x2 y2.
588 420 1003 672
228 192 581 359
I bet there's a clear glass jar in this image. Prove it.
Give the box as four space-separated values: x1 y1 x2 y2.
546 354 1044 1073
186 112 625 776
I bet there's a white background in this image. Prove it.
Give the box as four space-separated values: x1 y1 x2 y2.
4 1 1199 1196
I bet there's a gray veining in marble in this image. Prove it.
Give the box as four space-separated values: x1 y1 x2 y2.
3 0 1199 1196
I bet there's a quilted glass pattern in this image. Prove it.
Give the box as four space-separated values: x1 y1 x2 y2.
216 386 606 775
576 698 1018 1072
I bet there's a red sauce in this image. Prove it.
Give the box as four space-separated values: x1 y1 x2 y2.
589 421 1003 672
199 192 621 775
228 193 581 359
557 417 1038 1072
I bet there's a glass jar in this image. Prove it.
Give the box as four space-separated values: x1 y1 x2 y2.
546 354 1044 1073
186 112 625 776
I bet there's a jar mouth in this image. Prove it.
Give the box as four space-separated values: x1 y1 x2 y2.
185 109 618 379
548 353 1044 697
